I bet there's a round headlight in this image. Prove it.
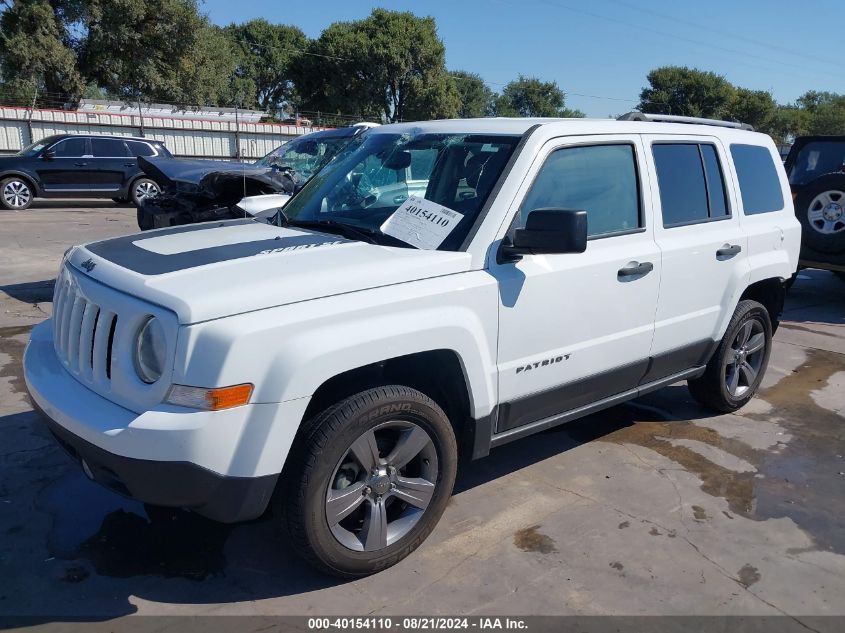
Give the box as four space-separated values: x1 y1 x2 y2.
134 316 166 384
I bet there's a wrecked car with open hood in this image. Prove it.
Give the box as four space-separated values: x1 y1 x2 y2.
136 125 370 230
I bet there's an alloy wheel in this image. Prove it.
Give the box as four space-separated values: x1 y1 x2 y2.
326 420 438 552
134 180 159 203
724 319 766 397
3 180 31 209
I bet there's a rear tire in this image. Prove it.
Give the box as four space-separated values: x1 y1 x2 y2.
1 177 34 211
279 385 457 577
130 177 160 207
688 300 772 413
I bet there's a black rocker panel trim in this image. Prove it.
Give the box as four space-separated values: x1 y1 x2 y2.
493 339 716 435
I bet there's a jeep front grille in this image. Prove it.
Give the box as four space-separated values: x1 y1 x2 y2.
53 266 118 385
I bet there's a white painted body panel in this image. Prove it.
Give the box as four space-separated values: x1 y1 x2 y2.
493 135 661 406
66 222 473 324
25 117 801 483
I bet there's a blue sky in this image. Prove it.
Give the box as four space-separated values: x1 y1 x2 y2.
202 0 843 117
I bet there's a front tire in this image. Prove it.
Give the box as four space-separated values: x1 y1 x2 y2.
688 300 772 413
279 386 457 577
1 177 34 210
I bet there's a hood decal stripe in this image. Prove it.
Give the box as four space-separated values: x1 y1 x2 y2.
87 223 352 275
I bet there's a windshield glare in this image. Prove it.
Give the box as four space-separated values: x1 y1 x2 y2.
255 135 351 179
17 140 49 157
281 132 521 251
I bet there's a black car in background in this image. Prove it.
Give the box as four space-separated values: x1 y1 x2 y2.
784 136 845 276
0 134 171 211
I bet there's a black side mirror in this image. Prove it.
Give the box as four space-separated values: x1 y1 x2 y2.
499 208 587 263
41 148 55 160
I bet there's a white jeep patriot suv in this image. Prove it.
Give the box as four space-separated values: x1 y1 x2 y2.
24 113 800 576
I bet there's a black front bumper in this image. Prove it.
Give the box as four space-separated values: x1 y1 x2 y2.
37 406 278 523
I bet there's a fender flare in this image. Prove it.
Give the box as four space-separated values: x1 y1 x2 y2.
0 170 41 196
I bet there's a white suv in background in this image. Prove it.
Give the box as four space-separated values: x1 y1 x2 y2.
24 114 800 577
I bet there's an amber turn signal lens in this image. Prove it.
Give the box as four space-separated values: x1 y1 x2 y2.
166 383 254 411
206 384 254 410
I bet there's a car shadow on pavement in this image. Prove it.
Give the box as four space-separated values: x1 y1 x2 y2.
783 268 845 326
0 389 719 622
27 200 128 210
0 279 55 304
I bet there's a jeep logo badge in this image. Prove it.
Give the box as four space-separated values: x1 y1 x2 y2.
80 258 96 273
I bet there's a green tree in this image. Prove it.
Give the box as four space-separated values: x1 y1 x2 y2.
224 19 306 113
451 70 494 118
79 0 234 105
495 75 584 118
796 91 845 135
728 88 777 132
0 0 84 101
291 9 459 122
638 66 734 118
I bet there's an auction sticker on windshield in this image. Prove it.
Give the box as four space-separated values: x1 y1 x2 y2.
380 195 464 250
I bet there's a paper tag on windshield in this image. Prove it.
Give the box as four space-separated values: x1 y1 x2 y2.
380 196 464 250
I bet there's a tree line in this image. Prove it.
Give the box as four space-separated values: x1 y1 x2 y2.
0 1 582 124
638 66 845 143
0 1 841 141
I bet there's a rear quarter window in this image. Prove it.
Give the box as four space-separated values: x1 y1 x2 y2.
126 140 156 157
730 144 784 215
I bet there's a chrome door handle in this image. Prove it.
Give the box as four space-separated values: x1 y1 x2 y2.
617 261 654 279
716 244 742 258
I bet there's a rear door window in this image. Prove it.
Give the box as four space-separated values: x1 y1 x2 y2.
652 143 730 227
91 137 130 158
730 144 784 215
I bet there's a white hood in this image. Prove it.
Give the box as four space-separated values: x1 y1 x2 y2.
68 219 472 324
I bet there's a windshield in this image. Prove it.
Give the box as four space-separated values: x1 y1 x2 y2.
789 141 845 185
254 135 353 178
16 140 50 157
281 132 521 251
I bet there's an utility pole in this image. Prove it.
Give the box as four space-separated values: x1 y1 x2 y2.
137 96 145 137
26 86 37 146
234 93 244 160
234 104 241 160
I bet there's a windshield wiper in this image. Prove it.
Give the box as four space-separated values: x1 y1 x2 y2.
268 211 379 245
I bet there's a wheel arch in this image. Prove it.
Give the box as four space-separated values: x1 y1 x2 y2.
301 349 480 460
0 170 41 196
739 277 786 331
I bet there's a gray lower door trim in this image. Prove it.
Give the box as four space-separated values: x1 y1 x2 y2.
489 365 705 449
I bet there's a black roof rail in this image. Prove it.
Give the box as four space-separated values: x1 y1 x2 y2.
617 112 754 131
